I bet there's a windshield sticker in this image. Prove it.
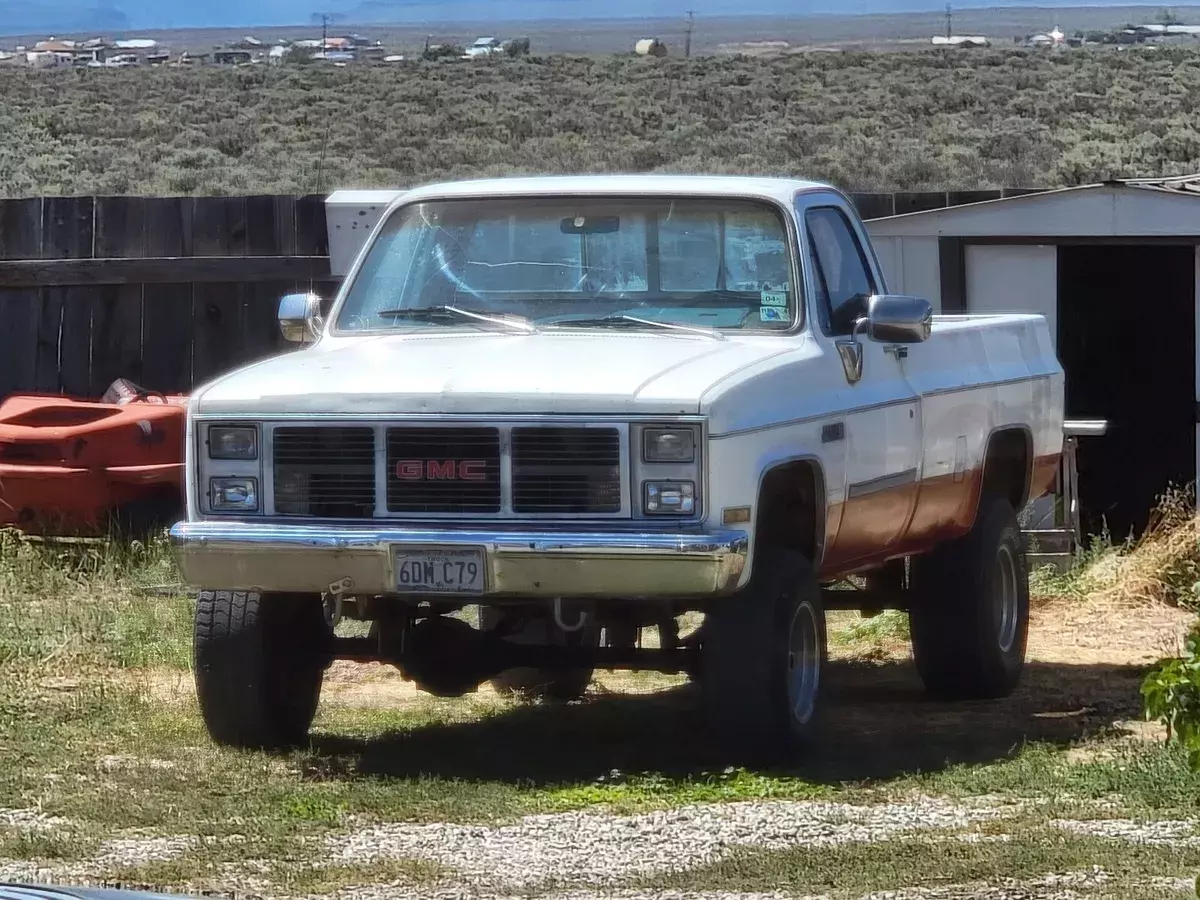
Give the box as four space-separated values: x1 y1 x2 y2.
761 289 788 307
759 306 787 323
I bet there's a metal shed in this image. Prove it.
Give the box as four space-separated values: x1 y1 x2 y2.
865 177 1200 539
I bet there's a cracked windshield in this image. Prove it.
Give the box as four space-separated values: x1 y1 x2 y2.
336 198 795 332
6 1 1200 900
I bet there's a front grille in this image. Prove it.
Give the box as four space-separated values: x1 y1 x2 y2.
512 427 621 514
273 427 375 518
386 427 501 513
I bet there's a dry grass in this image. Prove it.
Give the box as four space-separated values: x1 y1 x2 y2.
1032 487 1200 614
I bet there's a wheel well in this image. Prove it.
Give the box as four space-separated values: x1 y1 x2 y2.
755 461 823 565
981 428 1032 512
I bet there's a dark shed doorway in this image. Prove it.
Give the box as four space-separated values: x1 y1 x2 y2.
1057 244 1195 540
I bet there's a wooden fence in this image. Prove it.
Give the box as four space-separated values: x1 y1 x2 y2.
0 195 333 400
0 187 1046 400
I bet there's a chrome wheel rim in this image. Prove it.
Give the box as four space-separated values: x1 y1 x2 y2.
994 543 1019 654
786 600 821 726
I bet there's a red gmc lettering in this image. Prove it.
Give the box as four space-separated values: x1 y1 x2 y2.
396 460 423 480
426 460 455 480
394 460 489 481
459 461 487 482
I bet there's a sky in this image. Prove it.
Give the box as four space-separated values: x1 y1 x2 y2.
5 0 1193 32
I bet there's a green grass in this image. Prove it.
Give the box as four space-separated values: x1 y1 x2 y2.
640 831 1200 899
0 529 191 670
3 530 1199 895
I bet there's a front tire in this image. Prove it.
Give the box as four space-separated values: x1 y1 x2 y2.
700 549 826 754
909 497 1029 700
193 590 330 749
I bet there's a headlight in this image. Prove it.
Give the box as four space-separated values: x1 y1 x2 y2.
208 426 258 460
210 477 259 512
644 481 695 515
643 427 696 463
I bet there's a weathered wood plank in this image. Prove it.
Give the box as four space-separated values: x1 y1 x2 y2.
95 196 147 258
35 288 63 391
144 197 193 257
0 289 41 398
241 280 294 366
59 288 94 396
296 194 329 257
141 284 193 394
0 256 335 287
192 282 246 385
246 195 297 256
90 284 144 394
193 197 248 257
0 199 42 260
43 197 94 259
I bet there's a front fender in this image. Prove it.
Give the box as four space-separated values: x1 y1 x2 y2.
706 420 839 588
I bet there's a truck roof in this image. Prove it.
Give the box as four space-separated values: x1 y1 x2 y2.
395 174 835 206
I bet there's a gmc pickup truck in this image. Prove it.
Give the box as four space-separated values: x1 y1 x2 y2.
169 175 1065 754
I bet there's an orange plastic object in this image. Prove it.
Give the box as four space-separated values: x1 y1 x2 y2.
0 386 187 535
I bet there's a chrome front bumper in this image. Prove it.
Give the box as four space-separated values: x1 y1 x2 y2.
168 521 749 597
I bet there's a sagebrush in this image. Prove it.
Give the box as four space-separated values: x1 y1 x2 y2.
5 48 1200 196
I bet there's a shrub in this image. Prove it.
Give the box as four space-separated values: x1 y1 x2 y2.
1143 624 1200 770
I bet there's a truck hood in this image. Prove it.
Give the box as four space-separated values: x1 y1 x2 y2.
194 331 798 417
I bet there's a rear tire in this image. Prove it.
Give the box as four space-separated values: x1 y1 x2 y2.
700 549 825 755
480 607 598 701
909 497 1029 700
193 590 330 749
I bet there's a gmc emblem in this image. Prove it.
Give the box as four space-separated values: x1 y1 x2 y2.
395 459 488 481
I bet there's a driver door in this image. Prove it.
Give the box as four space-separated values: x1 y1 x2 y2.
800 201 921 570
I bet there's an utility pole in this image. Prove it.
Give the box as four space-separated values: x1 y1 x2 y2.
945 3 952 39
685 10 694 58
322 13 329 48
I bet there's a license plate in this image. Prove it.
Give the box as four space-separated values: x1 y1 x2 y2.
393 548 486 594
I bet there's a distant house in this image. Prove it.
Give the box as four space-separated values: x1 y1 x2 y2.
931 35 990 48
635 38 668 57
214 49 253 65
113 38 157 51
1026 26 1066 49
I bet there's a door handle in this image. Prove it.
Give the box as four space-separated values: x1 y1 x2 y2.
883 344 908 360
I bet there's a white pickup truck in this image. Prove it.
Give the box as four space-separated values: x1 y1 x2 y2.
169 175 1064 755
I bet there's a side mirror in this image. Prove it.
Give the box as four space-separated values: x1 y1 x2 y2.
864 294 933 344
278 292 324 344
835 294 933 385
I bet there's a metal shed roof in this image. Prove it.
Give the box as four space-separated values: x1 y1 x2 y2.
867 178 1200 239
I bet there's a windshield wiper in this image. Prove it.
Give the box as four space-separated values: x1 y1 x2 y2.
374 305 538 334
551 315 726 341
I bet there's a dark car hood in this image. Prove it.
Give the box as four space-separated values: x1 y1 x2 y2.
0 885 198 900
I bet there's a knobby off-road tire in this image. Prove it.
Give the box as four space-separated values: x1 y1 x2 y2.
909 497 1029 700
700 549 826 755
480 607 599 701
194 590 330 749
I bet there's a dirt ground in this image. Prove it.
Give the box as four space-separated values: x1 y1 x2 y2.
129 593 1194 779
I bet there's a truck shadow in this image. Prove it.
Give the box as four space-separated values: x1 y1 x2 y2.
308 658 1152 785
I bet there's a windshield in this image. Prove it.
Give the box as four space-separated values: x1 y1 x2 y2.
335 196 798 333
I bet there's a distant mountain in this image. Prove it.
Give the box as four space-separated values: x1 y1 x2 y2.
0 1 128 34
3 0 1196 34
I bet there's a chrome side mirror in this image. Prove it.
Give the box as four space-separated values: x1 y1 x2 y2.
835 294 932 385
278 292 324 344
864 294 933 344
